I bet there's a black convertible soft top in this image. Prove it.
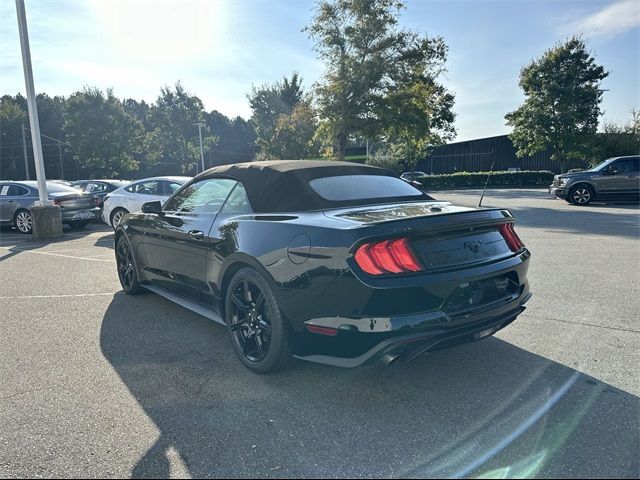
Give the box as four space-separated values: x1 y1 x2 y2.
196 160 428 213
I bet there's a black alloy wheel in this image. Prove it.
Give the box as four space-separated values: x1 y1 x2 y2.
115 237 144 294
226 268 293 373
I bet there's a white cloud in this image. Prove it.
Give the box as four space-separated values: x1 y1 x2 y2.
568 0 640 38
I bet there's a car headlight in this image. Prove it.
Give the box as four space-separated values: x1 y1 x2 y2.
558 178 567 186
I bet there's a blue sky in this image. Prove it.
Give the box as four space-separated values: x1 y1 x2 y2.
1 0 638 141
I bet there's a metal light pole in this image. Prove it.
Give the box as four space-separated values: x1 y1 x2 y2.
15 0 50 205
21 123 30 180
194 122 205 173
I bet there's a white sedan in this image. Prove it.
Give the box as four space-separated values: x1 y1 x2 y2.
101 176 191 228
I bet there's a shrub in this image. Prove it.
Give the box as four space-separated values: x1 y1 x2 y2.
416 170 554 190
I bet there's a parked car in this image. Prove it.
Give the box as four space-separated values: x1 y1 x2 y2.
400 171 428 182
101 176 191 228
70 179 131 209
400 171 428 189
549 155 640 205
0 180 100 233
114 161 532 373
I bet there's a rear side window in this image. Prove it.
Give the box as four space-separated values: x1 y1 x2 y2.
126 181 161 195
88 183 109 193
309 175 424 202
8 185 30 196
1 185 30 196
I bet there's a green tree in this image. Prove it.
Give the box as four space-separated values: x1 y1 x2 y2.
248 73 317 159
267 102 321 160
0 95 29 179
505 36 609 172
64 87 144 178
307 0 455 160
206 110 256 166
146 82 216 174
591 110 640 164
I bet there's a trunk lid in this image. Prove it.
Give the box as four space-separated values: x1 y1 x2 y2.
327 201 519 273
50 192 96 210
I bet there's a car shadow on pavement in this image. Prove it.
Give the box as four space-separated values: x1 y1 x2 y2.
100 294 639 479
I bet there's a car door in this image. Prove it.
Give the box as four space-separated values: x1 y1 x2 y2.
141 177 238 302
598 158 639 196
0 184 11 223
202 181 254 306
0 184 30 223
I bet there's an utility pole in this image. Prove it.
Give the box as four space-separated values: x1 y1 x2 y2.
16 0 62 238
57 142 64 179
194 122 205 173
16 0 49 205
21 123 30 180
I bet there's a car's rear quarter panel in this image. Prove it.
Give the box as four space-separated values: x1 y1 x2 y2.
213 208 530 349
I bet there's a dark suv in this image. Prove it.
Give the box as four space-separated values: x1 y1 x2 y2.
549 155 640 205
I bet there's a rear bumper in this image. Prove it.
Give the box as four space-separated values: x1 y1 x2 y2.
294 286 531 368
60 207 100 222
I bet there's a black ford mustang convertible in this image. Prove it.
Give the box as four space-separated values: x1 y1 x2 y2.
115 161 531 373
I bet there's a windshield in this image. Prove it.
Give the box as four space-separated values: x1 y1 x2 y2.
589 158 617 172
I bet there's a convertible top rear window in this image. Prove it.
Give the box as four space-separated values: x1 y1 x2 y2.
309 175 423 201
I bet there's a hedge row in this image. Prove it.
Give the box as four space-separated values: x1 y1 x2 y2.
416 170 555 190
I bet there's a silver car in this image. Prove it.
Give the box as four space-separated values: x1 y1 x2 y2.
549 155 640 205
0 181 100 234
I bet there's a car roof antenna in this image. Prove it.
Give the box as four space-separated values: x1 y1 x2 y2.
477 162 495 208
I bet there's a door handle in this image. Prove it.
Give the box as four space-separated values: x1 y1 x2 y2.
188 230 205 240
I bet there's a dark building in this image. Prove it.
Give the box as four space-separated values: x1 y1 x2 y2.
417 134 588 174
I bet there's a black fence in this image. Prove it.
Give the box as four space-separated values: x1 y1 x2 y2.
417 135 588 174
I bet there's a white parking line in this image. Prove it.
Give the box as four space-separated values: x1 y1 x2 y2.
0 292 121 300
0 246 113 262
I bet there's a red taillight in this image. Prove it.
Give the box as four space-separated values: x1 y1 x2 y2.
499 223 525 252
389 238 422 272
94 195 101 207
354 237 423 276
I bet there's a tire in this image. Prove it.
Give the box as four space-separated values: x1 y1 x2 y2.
225 268 294 374
568 184 594 206
68 220 89 229
110 208 129 229
14 209 33 234
115 236 144 295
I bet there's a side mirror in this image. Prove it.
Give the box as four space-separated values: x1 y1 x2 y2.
602 168 616 176
142 201 162 215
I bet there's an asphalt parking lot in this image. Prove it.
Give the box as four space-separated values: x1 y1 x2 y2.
1 189 638 479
